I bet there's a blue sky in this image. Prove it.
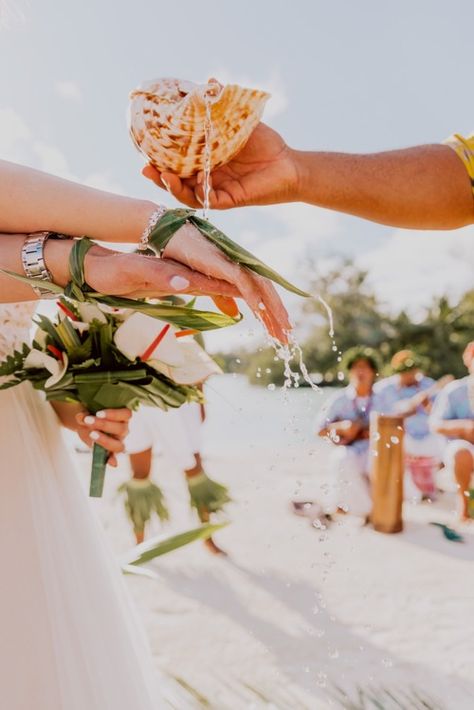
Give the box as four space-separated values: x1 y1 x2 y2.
1 0 473 350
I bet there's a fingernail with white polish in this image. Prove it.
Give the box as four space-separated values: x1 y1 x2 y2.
90 431 100 441
170 275 190 291
84 415 95 425
96 410 106 419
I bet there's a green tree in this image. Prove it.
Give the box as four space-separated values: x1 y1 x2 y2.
215 259 473 387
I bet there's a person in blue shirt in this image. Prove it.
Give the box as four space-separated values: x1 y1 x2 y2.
430 342 474 521
373 350 451 498
311 347 380 519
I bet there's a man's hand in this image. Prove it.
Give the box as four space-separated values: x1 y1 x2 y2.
143 123 299 210
320 419 363 446
161 224 291 343
143 123 474 229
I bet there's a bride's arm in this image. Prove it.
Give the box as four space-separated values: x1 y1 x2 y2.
0 162 290 340
0 233 240 303
0 160 156 243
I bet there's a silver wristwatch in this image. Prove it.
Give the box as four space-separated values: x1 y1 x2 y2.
21 231 69 299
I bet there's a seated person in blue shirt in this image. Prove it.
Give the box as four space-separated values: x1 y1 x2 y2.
430 342 474 521
373 350 452 499
312 347 379 519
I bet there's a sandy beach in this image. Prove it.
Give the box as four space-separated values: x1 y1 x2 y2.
75 376 474 709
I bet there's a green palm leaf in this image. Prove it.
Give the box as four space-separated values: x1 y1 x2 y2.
148 208 310 297
186 471 231 521
122 522 228 566
118 479 170 535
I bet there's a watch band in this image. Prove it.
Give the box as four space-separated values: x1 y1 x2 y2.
137 205 168 253
21 231 68 299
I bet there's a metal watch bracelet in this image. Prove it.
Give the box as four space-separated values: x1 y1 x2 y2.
21 231 70 299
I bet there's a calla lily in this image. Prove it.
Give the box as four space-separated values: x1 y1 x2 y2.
150 339 221 385
58 310 90 335
23 348 69 388
114 312 184 366
32 327 49 351
76 302 108 324
58 302 109 334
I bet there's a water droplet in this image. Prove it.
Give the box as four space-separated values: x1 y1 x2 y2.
316 672 327 688
390 436 399 444
328 647 339 659
337 371 345 381
267 383 276 391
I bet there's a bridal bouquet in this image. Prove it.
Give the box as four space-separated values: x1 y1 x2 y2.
0 298 223 497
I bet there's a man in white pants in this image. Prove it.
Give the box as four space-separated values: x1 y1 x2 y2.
313 347 380 519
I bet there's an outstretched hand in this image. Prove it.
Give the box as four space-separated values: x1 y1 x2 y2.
83 243 239 318
83 239 291 341
161 224 292 343
142 122 299 210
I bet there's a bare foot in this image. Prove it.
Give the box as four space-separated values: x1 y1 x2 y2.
204 537 228 556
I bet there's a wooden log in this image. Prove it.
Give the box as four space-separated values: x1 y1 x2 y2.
370 413 404 533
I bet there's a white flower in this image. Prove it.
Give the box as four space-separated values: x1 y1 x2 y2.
75 302 108 324
114 312 221 385
150 339 221 385
23 349 69 388
32 327 48 351
114 313 184 366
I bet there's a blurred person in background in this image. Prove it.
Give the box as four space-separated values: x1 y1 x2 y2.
373 350 452 499
430 342 474 521
293 347 380 523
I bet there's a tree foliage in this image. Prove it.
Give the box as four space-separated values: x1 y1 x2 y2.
217 260 473 386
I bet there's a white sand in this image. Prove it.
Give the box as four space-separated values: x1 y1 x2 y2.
75 432 474 710
67 374 474 709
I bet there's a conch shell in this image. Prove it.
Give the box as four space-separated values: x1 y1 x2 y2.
128 78 270 177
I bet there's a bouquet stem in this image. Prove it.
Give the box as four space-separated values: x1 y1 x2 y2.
89 443 109 497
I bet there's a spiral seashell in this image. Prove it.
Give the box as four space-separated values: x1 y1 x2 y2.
128 78 270 177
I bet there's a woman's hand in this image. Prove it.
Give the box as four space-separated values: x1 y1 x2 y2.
83 243 241 301
161 223 292 343
142 122 299 210
46 229 291 342
75 408 132 467
45 237 240 305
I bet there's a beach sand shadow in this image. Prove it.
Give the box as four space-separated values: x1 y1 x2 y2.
156 560 474 709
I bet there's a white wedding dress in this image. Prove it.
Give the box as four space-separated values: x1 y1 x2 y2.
0 302 189 709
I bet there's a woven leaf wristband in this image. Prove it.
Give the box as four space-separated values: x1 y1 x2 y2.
147 208 309 298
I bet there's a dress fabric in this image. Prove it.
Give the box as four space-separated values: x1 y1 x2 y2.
0 302 188 710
